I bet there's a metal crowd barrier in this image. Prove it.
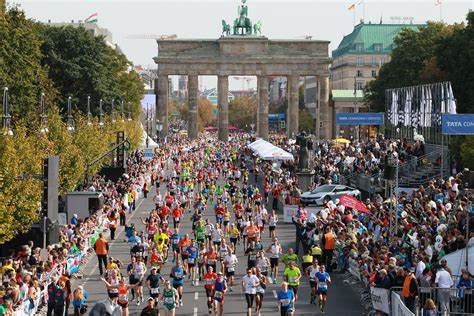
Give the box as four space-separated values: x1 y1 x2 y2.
390 286 473 316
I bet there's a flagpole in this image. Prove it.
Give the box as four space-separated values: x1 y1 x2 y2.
362 0 366 23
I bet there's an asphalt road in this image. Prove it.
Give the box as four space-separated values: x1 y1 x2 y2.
71 161 365 316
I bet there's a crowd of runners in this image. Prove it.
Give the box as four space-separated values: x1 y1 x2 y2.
1 131 472 316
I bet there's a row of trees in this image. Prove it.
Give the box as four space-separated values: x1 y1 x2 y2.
365 12 474 168
0 8 144 243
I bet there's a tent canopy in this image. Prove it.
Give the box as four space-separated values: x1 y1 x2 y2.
140 129 159 149
443 244 474 276
248 139 294 161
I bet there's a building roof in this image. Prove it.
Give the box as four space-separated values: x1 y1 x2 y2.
332 23 423 58
331 89 364 100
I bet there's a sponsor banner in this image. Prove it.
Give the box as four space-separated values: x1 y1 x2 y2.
339 194 371 214
144 148 155 160
336 113 384 126
370 287 390 314
282 205 321 223
391 291 415 316
442 114 474 135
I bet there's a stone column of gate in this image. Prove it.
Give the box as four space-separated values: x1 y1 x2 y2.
319 75 330 139
187 75 199 139
156 75 169 136
217 75 229 141
257 75 269 140
287 74 299 138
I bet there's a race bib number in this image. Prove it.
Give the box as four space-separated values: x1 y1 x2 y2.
228 266 235 272
188 258 195 264
290 276 298 283
174 271 183 278
206 278 214 285
151 288 160 294
164 296 174 304
119 294 128 303
214 290 223 298
172 239 179 244
208 259 216 265
318 282 327 290
174 217 180 222
249 255 256 261
280 298 291 306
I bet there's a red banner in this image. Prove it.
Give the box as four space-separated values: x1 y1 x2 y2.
339 194 371 214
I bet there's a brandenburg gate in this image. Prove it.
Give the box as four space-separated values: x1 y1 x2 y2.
153 0 331 141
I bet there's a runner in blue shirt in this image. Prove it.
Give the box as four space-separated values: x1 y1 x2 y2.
170 261 185 307
315 265 331 313
277 281 295 316
170 229 181 263
185 243 198 285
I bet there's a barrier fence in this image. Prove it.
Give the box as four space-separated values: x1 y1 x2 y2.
370 286 473 316
13 215 107 316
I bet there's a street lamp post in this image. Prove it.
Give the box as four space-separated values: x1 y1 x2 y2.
156 119 163 142
2 87 13 136
120 100 125 122
98 99 104 127
87 96 92 125
127 102 132 121
111 98 116 123
66 96 75 132
40 92 48 133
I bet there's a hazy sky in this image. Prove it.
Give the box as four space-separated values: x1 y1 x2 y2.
12 0 474 90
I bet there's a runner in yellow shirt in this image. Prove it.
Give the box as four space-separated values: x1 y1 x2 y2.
283 261 302 301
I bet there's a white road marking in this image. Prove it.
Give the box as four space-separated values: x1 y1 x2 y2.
273 290 277 298
194 292 199 300
193 307 198 316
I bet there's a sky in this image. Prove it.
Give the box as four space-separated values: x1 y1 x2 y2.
12 0 474 90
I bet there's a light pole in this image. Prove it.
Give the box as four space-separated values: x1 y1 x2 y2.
87 96 92 125
66 96 75 132
156 119 163 142
2 87 13 136
39 92 48 133
111 98 116 123
98 99 104 127
146 104 150 148
120 100 125 122
127 101 132 121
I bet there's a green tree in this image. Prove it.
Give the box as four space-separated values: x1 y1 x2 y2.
39 25 144 118
0 8 58 119
299 108 314 133
436 12 474 113
229 96 257 130
364 22 458 111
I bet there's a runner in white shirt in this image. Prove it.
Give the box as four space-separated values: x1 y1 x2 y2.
305 260 320 304
267 238 282 283
223 250 238 291
268 210 278 239
241 269 260 316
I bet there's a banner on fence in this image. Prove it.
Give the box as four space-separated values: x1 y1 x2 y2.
336 113 384 126
370 287 390 314
283 205 321 223
391 291 415 316
442 114 474 135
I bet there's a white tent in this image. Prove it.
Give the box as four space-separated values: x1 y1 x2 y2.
443 244 474 276
140 129 159 149
248 139 294 161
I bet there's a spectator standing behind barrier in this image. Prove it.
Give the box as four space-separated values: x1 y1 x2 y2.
94 233 109 275
72 285 88 316
435 259 454 314
402 267 419 313
46 276 58 316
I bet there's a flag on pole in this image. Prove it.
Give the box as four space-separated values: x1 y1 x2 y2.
85 12 98 23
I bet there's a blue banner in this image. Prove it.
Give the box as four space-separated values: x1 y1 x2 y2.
336 113 384 126
442 114 474 135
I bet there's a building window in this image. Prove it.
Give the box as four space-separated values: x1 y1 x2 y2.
356 70 363 77
371 70 377 78
380 57 386 65
355 43 364 52
371 57 377 66
356 57 364 66
374 43 383 52
356 81 364 90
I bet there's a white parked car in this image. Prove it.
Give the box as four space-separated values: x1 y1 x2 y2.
300 184 361 206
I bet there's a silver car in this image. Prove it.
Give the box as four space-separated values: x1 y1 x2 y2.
300 184 361 206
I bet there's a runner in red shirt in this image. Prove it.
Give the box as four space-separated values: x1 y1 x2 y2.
172 206 182 229
203 266 218 313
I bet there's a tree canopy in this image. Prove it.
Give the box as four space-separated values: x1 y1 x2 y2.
229 96 257 130
0 7 144 244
